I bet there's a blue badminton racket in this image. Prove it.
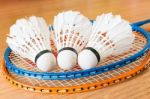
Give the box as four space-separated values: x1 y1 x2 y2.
4 21 150 80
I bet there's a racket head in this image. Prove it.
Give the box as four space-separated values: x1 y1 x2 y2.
2 51 150 94
4 25 150 80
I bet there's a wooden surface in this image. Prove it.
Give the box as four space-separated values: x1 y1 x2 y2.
0 0 150 99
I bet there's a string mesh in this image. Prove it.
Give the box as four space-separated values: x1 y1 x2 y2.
8 54 146 87
9 31 146 72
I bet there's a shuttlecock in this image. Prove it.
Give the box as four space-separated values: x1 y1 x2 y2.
78 13 135 70
53 11 92 70
6 16 56 72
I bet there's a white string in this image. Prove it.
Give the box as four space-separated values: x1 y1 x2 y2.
7 31 147 87
9 54 145 87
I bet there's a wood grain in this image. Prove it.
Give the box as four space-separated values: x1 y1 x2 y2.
0 0 150 99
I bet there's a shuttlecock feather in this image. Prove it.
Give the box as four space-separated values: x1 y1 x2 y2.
78 13 135 70
6 16 56 72
53 11 92 70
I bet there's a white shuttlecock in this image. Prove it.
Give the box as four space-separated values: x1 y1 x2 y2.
6 16 56 72
78 13 135 70
53 11 92 70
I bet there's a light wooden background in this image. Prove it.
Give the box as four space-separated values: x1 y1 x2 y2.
0 0 150 99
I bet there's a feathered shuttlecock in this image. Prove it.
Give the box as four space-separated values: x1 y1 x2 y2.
53 11 92 70
78 13 135 70
6 16 56 72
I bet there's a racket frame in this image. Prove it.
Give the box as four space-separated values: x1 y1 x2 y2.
4 25 150 80
2 51 150 94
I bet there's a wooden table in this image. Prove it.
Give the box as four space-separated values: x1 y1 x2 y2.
0 0 150 99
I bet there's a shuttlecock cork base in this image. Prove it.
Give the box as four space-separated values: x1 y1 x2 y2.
57 47 78 70
78 47 100 70
35 50 56 72
35 50 51 63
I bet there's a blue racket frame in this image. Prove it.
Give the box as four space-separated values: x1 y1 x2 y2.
4 21 150 80
131 19 150 27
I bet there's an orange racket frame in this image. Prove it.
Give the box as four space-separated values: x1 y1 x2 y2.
1 51 150 94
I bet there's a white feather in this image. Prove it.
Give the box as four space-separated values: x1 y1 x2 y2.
6 16 56 72
88 13 134 58
53 10 92 70
78 13 135 70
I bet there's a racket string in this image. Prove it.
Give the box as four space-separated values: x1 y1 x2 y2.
8 53 145 87
9 32 146 73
